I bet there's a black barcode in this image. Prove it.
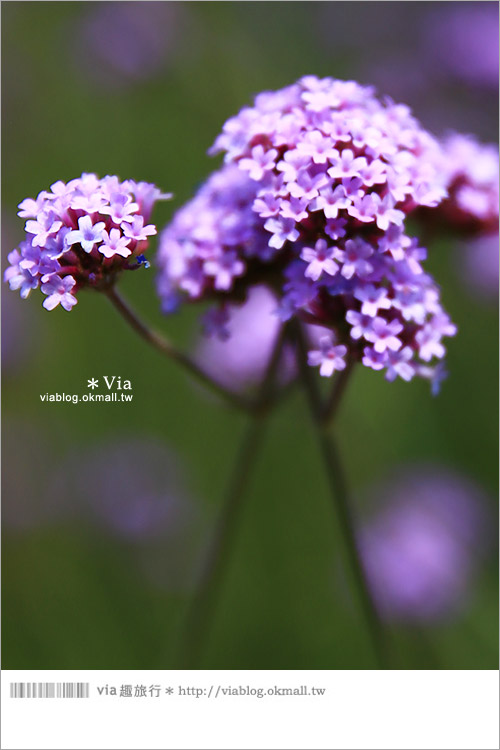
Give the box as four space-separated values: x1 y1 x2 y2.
10 682 89 698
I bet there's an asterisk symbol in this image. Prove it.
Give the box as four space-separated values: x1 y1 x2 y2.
87 378 99 389
165 687 174 695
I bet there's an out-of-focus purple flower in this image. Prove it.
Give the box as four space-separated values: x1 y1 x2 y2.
431 134 499 234
195 287 334 391
315 2 498 139
158 76 467 389
3 428 193 539
203 250 246 291
157 165 270 314
196 286 294 390
459 233 499 300
427 3 499 88
4 174 169 310
62 439 193 542
62 438 201 591
201 305 231 341
74 2 187 89
359 467 491 622
2 421 74 531
3 430 200 592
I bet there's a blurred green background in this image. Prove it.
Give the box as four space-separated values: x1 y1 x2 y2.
2 1 498 670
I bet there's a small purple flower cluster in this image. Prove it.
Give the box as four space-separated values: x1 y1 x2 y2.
157 77 476 386
157 165 268 316
4 174 168 310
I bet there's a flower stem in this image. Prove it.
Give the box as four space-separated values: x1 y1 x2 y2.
291 321 389 668
175 326 288 668
322 357 356 425
106 286 254 413
176 417 266 669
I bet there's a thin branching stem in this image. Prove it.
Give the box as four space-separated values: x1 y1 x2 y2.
107 283 387 665
321 357 356 426
106 286 256 413
291 320 390 668
175 325 289 668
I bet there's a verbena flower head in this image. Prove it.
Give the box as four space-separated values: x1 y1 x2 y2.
156 76 493 388
157 164 268 316
5 174 170 311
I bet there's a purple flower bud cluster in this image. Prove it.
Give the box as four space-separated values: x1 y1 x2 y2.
4 174 169 311
157 76 477 386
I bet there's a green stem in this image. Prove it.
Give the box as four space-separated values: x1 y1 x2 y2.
322 357 356 425
292 321 389 668
106 286 255 414
176 417 266 669
176 325 289 668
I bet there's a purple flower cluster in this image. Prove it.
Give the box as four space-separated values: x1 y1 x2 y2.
436 134 500 234
157 76 472 386
4 174 168 310
157 165 270 316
